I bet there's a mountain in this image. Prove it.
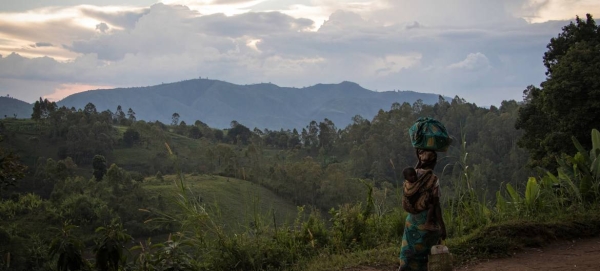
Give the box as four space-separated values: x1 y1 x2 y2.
58 79 446 129
0 97 32 119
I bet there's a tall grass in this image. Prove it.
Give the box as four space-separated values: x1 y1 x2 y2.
137 143 408 270
136 130 600 270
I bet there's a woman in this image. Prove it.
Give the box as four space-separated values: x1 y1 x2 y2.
398 149 446 271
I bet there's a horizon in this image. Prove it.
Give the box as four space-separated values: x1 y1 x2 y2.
1 0 599 106
1 78 459 105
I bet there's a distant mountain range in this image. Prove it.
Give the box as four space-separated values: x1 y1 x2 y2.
6 79 447 129
0 97 32 119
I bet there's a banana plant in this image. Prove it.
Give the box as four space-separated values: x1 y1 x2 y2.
567 129 600 202
94 219 132 271
49 221 87 271
524 177 541 212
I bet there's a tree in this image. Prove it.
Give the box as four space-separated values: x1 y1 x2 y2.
114 105 125 124
214 129 224 142
0 136 27 190
516 14 600 167
32 98 57 120
306 120 319 150
127 108 136 123
123 128 140 147
92 155 107 181
189 126 203 139
175 121 188 135
84 102 97 115
194 119 208 128
32 100 42 120
94 220 132 271
49 222 86 271
227 121 252 144
171 113 180 126
318 118 337 151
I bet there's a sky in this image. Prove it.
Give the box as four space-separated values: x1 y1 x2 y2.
0 0 599 106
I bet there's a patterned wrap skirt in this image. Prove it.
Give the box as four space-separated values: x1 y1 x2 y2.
398 210 441 271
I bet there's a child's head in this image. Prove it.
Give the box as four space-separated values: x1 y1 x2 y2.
403 167 417 182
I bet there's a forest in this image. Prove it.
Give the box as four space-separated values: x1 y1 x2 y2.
0 14 599 271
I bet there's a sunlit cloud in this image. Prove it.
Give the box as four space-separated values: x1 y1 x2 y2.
0 0 598 106
525 0 600 23
246 38 261 51
371 53 422 77
162 0 267 15
0 5 148 59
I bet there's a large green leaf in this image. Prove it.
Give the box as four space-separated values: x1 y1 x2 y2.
506 183 521 204
558 168 581 202
495 191 508 215
525 177 540 209
591 156 600 181
572 136 590 163
541 174 554 188
592 129 600 152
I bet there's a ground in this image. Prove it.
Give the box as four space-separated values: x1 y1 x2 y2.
458 236 600 271
349 236 600 271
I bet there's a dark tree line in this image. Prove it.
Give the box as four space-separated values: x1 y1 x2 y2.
516 14 600 168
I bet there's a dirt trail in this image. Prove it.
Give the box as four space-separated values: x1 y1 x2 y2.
350 237 600 271
458 237 600 271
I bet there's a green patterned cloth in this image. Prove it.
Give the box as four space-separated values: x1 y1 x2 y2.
409 117 452 152
398 210 441 271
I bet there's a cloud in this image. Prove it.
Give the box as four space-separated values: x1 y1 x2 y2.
0 1 581 106
405 21 421 30
196 11 314 37
95 22 109 33
211 0 259 4
33 42 53 47
44 83 114 102
522 0 600 23
80 6 149 30
448 53 492 71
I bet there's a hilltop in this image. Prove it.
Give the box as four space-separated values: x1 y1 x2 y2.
57 79 445 129
0 97 31 119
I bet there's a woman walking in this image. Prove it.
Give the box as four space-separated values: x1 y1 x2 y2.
398 149 446 271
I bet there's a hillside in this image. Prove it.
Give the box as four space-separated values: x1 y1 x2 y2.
57 79 444 129
144 174 300 232
0 97 31 119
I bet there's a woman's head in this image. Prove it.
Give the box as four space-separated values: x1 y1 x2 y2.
416 149 437 169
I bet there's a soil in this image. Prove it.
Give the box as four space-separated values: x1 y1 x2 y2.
349 236 600 271
457 237 600 271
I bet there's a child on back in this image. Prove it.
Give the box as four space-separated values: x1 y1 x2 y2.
403 167 439 231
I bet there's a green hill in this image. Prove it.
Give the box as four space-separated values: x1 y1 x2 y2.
0 97 31 119
144 174 300 232
57 79 445 129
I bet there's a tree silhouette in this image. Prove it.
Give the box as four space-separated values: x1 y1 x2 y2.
92 155 107 181
171 113 180 126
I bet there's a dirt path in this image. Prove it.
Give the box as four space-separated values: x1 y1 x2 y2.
458 237 600 271
349 237 600 271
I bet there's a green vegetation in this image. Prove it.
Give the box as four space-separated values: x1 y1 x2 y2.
516 14 600 168
143 174 299 232
0 14 599 271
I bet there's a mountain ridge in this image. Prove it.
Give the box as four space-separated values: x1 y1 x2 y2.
24 79 445 129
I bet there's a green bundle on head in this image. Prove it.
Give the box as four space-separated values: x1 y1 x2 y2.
409 117 452 152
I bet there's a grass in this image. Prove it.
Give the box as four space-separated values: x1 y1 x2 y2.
301 207 600 270
299 247 399 271
143 174 300 233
